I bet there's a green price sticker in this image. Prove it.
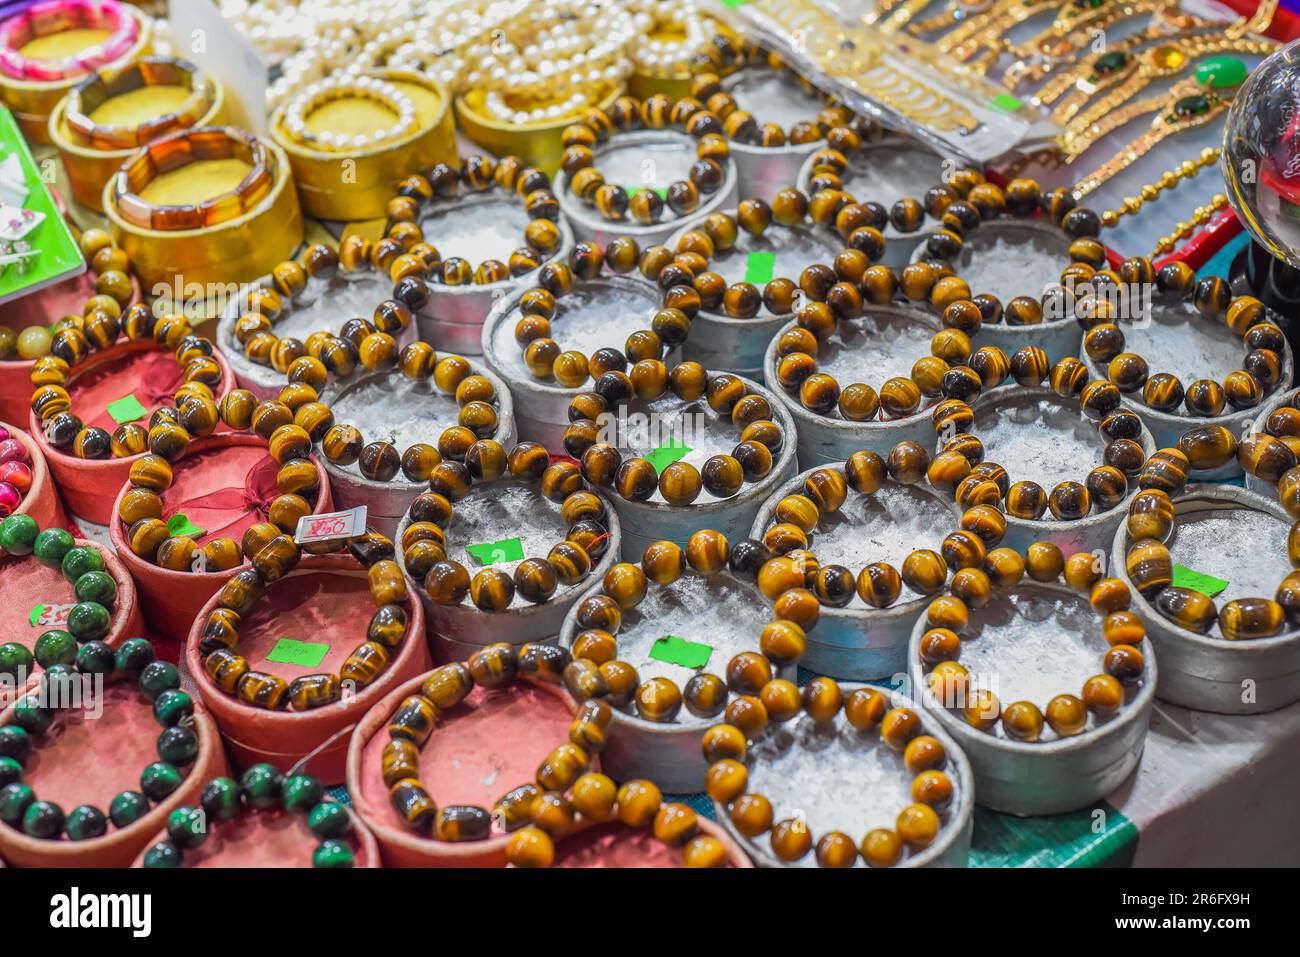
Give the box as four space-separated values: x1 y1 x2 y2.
166 513 205 538
719 0 750 7
106 394 148 425
643 439 691 473
266 637 331 668
744 251 776 285
989 93 1024 114
1171 564 1229 598
621 184 669 200
650 634 713 669
28 604 43 626
465 537 525 565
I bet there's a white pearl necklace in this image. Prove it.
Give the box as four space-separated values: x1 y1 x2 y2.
281 74 417 151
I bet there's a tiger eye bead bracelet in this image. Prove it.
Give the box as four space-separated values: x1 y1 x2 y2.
1244 392 1300 499
398 443 604 612
565 362 784 505
564 530 803 725
916 538 1147 742
199 528 410 711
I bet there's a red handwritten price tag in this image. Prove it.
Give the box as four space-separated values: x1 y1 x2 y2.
30 602 75 628
294 506 367 545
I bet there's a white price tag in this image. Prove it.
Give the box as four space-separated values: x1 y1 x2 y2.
294 506 368 545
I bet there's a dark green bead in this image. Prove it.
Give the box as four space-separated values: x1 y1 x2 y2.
281 774 323 812
33 630 76 668
74 571 117 607
312 838 355 868
307 800 352 839
140 761 184 801
65 804 108 840
1173 94 1210 118
75 640 115 675
22 799 64 838
41 663 77 703
142 841 182 868
153 689 194 727
239 764 283 810
0 756 22 787
0 642 34 679
61 545 105 583
12 695 55 734
0 725 30 761
67 602 111 642
138 660 180 700
114 638 156 678
200 776 241 821
0 514 39 554
166 806 208 849
157 725 198 765
0 783 34 823
109 790 150 827
1092 51 1128 76
32 527 75 567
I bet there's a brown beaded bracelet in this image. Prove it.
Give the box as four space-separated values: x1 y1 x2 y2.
1243 392 1300 498
65 56 213 150
400 442 606 612
198 529 410 712
917 536 1148 743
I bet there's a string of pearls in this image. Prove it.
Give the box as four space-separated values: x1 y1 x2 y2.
281 74 417 151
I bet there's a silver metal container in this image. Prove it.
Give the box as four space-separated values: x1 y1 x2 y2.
762 303 945 468
395 478 622 659
318 359 517 536
720 68 825 202
218 270 396 400
713 684 974 867
667 210 842 379
913 218 1083 364
555 130 738 248
1245 385 1300 498
412 190 575 355
480 272 674 449
964 385 1156 557
1081 301 1294 480
558 570 791 792
909 580 1157 817
1111 483 1300 714
750 463 962 679
796 136 943 272
602 372 799 561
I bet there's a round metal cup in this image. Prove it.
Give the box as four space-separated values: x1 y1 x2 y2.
667 209 842 379
963 385 1156 557
480 272 673 449
712 684 974 867
1245 384 1300 499
1112 483 1300 714
719 70 825 201
395 478 622 656
763 303 945 468
750 463 962 679
555 130 738 248
909 579 1157 816
317 359 517 536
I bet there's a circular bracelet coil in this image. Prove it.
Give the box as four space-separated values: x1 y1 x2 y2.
0 637 197 841
562 530 805 727
0 0 139 82
915 538 1149 744
198 527 411 712
64 56 212 150
0 426 32 515
280 74 417 152
142 765 358 867
381 155 566 301
704 677 963 866
1242 390 1300 503
563 361 785 506
111 126 274 232
401 442 607 612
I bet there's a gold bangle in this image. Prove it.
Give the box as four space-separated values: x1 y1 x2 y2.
65 56 211 150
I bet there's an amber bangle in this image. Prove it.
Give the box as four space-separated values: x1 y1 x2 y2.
0 0 138 82
916 534 1147 743
112 127 273 231
65 57 212 151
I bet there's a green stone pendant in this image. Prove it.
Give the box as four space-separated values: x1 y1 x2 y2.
1195 56 1247 90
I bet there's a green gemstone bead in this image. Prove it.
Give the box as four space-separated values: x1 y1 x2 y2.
143 841 182 868
0 514 39 554
12 695 54 734
1195 55 1247 89
307 800 352 839
239 764 283 809
153 689 194 727
140 761 184 801
156 725 198 765
0 783 34 823
312 838 355 868
1092 51 1128 76
61 545 105 583
41 663 78 703
1173 93 1211 118
166 806 208 849
67 602 111 642
109 790 150 827
22 799 64 838
0 641 34 679
138 660 180 700
33 630 76 668
200 776 241 821
74 571 117 607
65 804 108 840
32 527 75 567
0 756 22 787
281 774 324 812
75 640 116 675
114 638 156 678
0 725 31 761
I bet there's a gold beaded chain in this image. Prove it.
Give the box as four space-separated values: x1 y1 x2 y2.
1094 146 1220 228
